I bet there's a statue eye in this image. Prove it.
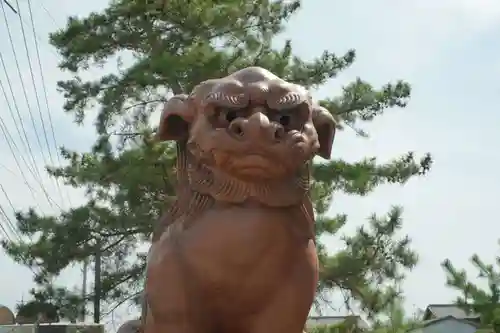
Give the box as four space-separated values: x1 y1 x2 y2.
268 110 292 130
224 110 238 123
268 106 306 131
277 114 291 127
212 107 244 128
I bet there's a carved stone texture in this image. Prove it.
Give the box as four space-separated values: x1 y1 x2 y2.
142 67 336 333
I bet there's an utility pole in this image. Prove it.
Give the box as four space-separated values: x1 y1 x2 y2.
81 259 88 322
34 316 40 333
93 244 102 323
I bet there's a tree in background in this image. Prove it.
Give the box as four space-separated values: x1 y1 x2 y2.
370 297 422 333
16 300 59 323
307 298 422 333
309 316 363 333
2 0 431 321
15 286 82 323
443 244 500 330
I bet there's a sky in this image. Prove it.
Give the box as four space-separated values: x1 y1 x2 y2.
1 0 500 329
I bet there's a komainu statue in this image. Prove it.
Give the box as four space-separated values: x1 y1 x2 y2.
125 66 336 333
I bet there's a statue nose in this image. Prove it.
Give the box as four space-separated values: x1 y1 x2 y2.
227 112 285 142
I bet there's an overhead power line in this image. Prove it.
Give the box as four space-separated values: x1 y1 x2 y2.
0 0 75 211
13 0 70 208
25 0 73 207
2 0 16 14
0 0 84 308
0 80 61 210
0 0 68 211
1 0 48 169
0 50 42 180
37 0 57 27
0 0 70 286
0 198 40 278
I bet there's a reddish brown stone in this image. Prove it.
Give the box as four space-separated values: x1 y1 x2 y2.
123 67 336 333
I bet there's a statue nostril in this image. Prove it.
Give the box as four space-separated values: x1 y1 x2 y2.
235 126 243 136
228 122 244 137
274 126 285 141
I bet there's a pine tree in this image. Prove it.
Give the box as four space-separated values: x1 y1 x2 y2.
308 298 422 333
443 244 500 327
309 317 363 333
370 297 422 333
2 0 432 321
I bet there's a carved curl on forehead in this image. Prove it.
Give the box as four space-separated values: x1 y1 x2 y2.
267 83 310 110
205 92 247 107
189 79 216 106
191 79 248 109
205 80 247 108
189 68 313 112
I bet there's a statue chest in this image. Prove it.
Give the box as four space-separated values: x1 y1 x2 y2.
147 202 316 309
181 203 301 266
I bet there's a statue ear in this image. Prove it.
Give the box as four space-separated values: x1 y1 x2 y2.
157 94 194 141
312 105 337 159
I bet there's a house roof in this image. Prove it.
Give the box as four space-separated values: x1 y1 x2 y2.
423 304 480 320
307 315 370 329
407 315 480 332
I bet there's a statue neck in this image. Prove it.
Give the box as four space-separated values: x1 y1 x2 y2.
187 160 310 207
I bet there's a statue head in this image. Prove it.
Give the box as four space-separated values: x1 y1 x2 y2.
157 67 336 182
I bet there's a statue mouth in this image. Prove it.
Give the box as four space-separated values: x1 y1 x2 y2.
233 154 273 169
228 154 285 179
207 146 303 181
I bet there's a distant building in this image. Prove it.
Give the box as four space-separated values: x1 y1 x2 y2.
407 315 480 333
413 304 486 333
306 315 369 330
305 304 487 333
423 304 481 323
